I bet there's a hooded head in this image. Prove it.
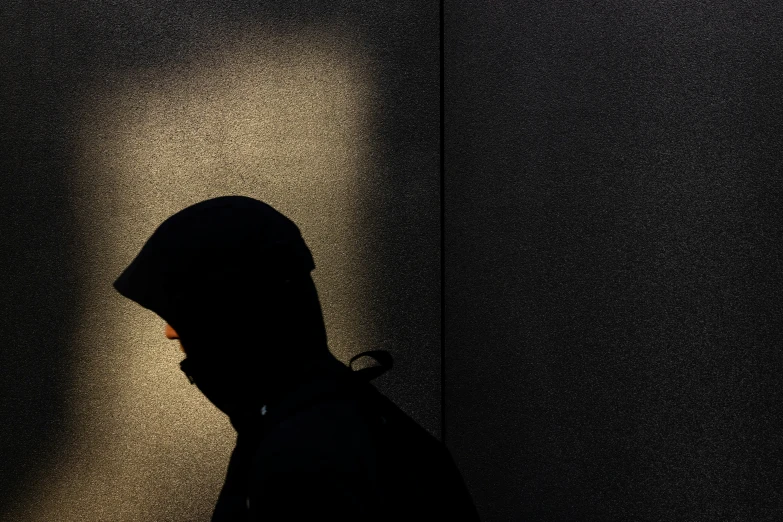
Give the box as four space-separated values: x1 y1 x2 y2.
113 195 335 431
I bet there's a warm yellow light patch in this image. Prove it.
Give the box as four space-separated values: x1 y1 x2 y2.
21 26 377 522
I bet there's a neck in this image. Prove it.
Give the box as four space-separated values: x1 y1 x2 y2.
257 349 345 405
228 347 347 432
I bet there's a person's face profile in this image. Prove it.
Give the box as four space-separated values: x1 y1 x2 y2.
165 323 186 354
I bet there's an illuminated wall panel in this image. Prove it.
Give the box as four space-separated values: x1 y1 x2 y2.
27 30 374 522
1 3 440 518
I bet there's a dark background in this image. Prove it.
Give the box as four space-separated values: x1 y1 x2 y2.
2 1 783 520
446 1 783 520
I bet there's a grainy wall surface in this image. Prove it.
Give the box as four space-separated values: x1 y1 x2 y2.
0 2 439 521
8 2 779 521
446 2 783 521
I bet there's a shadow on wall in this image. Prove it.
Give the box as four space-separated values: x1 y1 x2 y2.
0 1 82 516
446 2 783 520
1 2 439 521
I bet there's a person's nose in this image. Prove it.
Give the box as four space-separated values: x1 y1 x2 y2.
164 324 179 340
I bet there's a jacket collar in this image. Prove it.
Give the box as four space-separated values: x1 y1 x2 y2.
249 350 392 435
258 356 359 427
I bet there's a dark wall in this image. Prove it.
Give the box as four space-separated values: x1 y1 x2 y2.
0 0 82 514
1 2 439 520
446 2 783 521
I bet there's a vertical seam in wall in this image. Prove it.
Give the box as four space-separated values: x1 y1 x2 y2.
439 0 446 445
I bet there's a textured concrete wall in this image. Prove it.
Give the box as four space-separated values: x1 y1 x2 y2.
446 2 783 521
0 2 439 521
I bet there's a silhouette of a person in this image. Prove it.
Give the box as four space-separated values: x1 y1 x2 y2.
113 195 480 521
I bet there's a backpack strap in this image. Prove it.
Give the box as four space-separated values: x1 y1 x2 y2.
349 350 394 382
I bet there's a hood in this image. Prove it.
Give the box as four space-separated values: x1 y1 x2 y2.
113 195 331 432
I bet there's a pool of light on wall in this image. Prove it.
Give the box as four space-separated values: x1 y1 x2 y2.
18 26 377 522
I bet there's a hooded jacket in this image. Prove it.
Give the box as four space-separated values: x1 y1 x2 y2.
113 195 481 521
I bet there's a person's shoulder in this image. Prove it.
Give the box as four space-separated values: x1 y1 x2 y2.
247 396 383 518
253 380 445 470
255 394 377 463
